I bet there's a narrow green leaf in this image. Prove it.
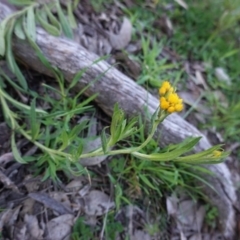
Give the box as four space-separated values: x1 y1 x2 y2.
58 131 69 151
42 168 51 181
8 0 33 6
11 132 27 164
5 19 16 73
44 125 51 147
101 127 108 153
26 6 36 41
133 137 201 161
69 68 88 90
14 18 26 40
0 69 25 93
114 126 122 143
24 27 53 69
5 18 28 89
13 60 28 90
120 119 127 135
30 98 40 140
56 0 73 38
110 104 120 136
36 10 60 36
139 174 157 190
73 0 80 9
44 4 62 31
76 93 97 108
69 119 89 140
0 22 6 56
76 142 83 157
67 2 77 28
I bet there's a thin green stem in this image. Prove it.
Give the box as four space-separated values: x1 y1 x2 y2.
79 120 160 159
0 87 46 114
16 124 71 158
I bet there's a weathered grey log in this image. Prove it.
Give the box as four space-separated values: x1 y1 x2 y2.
0 3 237 237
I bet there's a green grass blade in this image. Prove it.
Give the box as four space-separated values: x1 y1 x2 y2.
30 98 40 140
101 127 108 153
11 132 27 164
36 10 60 36
56 0 73 38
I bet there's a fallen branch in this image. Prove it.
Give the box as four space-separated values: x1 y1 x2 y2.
0 2 237 237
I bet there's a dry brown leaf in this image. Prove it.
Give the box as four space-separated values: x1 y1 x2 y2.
109 17 132 50
24 214 44 239
46 214 75 240
189 233 202 240
29 192 73 215
23 175 41 192
65 179 84 192
166 195 178 216
83 190 115 216
50 192 71 211
194 70 208 90
212 90 229 108
78 183 91 197
0 152 14 165
14 222 27 240
0 170 19 192
215 67 231 85
174 0 188 9
130 230 151 240
21 198 35 215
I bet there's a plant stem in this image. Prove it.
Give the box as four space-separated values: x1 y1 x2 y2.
79 120 160 158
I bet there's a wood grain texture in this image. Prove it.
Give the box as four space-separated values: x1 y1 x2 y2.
0 3 237 237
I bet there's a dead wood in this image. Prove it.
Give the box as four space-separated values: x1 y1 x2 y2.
0 2 237 237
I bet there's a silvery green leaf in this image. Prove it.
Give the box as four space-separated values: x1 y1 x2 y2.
0 22 6 56
6 19 16 73
26 6 36 41
14 18 26 40
8 0 33 6
67 2 77 29
44 4 62 32
36 10 60 36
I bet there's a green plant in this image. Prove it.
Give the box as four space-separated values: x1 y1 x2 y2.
71 216 97 240
136 37 180 88
205 204 219 228
0 1 235 239
71 213 124 239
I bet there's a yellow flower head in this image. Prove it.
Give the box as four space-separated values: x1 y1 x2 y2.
160 100 170 110
168 93 179 104
162 81 171 90
159 86 167 95
159 81 171 96
158 81 184 114
175 103 184 112
167 106 175 113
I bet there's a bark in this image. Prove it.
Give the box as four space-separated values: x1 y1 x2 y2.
0 3 237 237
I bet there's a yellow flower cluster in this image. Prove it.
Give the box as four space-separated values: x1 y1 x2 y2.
159 81 183 113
